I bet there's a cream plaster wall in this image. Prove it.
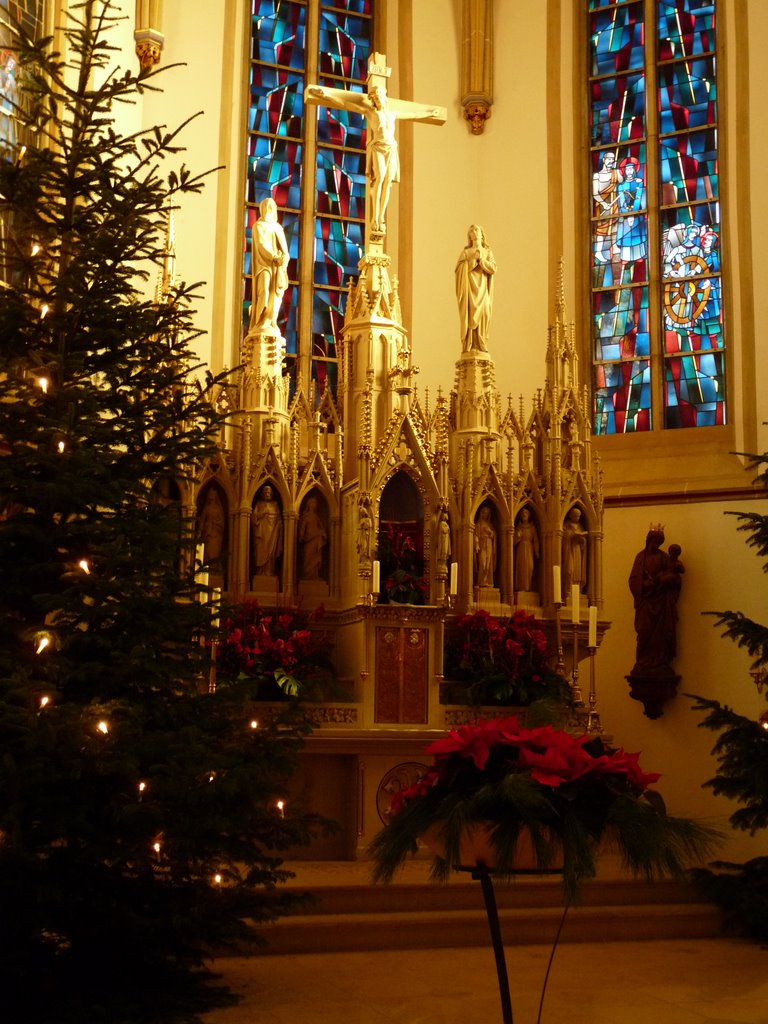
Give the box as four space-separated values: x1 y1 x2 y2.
408 0 553 407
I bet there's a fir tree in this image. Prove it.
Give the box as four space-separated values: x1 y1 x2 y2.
689 450 768 942
0 4 328 1020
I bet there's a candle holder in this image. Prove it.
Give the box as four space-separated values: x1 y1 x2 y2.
586 647 602 734
208 639 218 694
571 623 585 708
554 601 566 677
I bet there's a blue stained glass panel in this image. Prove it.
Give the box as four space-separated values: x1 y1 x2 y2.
589 2 645 78
318 11 371 81
311 359 338 399
659 129 717 204
590 73 645 146
664 350 725 427
593 359 652 434
317 80 367 147
312 287 346 358
249 66 304 138
315 147 366 218
0 0 41 35
313 216 363 284
251 0 306 68
657 1 715 61
247 135 303 208
658 56 716 133
593 286 650 361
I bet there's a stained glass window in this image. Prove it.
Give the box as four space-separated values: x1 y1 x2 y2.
0 0 44 285
589 0 724 434
245 0 373 393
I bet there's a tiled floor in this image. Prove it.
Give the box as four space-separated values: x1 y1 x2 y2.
202 937 768 1023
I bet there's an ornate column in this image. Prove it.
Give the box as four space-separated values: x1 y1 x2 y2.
134 0 164 72
461 0 493 134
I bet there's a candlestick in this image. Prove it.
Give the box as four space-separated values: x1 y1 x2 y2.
372 560 380 593
571 585 580 623
552 564 561 602
588 605 597 648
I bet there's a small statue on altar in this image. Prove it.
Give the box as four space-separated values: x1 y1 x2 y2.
474 505 497 587
251 484 282 576
198 487 226 566
436 510 451 567
513 507 539 593
298 495 327 581
562 506 587 598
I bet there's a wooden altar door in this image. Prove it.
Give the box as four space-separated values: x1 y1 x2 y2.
374 626 428 724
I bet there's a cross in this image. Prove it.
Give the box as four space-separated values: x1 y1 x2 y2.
305 53 446 249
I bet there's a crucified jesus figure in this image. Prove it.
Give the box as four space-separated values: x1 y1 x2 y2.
305 53 445 243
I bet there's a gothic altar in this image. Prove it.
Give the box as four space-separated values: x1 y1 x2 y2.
191 54 606 858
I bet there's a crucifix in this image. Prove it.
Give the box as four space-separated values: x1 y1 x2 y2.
305 53 446 249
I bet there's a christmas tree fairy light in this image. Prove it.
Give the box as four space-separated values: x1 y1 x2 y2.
35 635 50 654
96 720 109 735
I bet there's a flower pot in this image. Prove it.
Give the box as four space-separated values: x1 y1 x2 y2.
420 822 563 874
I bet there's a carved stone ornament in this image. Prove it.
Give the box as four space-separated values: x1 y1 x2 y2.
134 28 163 71
464 100 491 135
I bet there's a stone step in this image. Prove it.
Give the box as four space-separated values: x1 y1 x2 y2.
286 876 708 916
257 901 722 955
252 864 722 955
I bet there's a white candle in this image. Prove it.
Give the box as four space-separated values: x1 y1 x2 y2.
449 562 458 595
372 560 380 593
211 588 221 630
571 585 580 623
552 565 561 602
588 605 598 648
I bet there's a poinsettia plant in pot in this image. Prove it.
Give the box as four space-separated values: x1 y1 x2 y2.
216 601 335 699
443 609 571 708
369 715 721 902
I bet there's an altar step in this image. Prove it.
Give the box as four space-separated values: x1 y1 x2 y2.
256 862 722 955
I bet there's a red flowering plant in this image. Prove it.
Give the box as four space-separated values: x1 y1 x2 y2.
379 523 428 605
444 609 571 708
216 601 335 700
369 715 721 901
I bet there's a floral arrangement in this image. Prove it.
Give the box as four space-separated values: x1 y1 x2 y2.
444 609 571 707
380 523 427 605
216 601 335 699
369 715 720 901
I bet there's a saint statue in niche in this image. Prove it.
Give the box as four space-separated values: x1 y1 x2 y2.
513 507 539 593
455 224 496 352
562 506 587 598
251 484 282 577
474 505 497 588
298 495 327 581
198 487 226 566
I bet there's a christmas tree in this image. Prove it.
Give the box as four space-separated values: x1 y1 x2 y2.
689 450 768 942
0 3 328 1019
